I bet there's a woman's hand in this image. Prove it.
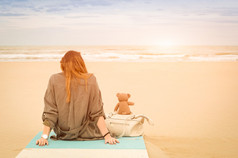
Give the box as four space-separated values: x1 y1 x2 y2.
104 134 120 145
36 138 49 146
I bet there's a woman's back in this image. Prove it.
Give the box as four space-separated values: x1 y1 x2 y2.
42 72 106 140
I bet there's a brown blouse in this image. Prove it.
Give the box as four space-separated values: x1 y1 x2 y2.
42 72 106 141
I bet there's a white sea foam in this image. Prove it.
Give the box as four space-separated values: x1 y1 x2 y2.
0 46 238 62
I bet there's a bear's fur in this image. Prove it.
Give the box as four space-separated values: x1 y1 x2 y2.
114 93 134 115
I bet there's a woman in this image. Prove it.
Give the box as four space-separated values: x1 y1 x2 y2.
36 50 119 146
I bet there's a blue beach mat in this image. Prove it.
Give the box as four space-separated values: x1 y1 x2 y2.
26 131 146 149
17 131 149 158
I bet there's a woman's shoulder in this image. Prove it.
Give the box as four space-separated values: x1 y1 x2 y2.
47 72 64 83
87 73 97 84
50 72 64 79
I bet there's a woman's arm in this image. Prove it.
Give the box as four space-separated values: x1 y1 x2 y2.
42 125 51 136
36 75 57 146
36 125 51 146
97 116 119 145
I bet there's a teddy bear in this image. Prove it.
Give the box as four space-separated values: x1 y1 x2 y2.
114 93 134 115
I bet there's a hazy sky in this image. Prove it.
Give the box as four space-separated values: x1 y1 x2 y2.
0 0 238 45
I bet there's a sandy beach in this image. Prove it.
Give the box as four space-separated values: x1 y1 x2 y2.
1 61 238 158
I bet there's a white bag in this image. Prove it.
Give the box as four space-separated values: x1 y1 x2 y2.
105 112 154 137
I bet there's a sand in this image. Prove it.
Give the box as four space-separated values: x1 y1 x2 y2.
1 61 238 158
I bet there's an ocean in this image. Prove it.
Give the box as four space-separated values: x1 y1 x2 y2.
0 45 238 62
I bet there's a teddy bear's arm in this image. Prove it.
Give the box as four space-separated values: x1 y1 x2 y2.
114 103 120 112
128 102 134 106
127 101 135 105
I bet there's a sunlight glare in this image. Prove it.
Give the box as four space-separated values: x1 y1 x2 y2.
158 40 177 47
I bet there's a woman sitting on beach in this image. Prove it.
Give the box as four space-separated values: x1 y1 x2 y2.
36 50 119 146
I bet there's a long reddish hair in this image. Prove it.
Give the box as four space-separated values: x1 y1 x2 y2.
60 50 91 103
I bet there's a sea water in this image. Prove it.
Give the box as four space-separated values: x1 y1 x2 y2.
0 45 238 62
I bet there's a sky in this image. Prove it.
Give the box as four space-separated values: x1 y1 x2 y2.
0 0 238 46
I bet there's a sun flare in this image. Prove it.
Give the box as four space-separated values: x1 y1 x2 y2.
158 40 177 47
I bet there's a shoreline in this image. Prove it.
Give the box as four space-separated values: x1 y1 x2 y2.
1 60 238 62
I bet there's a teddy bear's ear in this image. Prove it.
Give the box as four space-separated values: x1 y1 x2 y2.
116 93 120 97
127 93 131 98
